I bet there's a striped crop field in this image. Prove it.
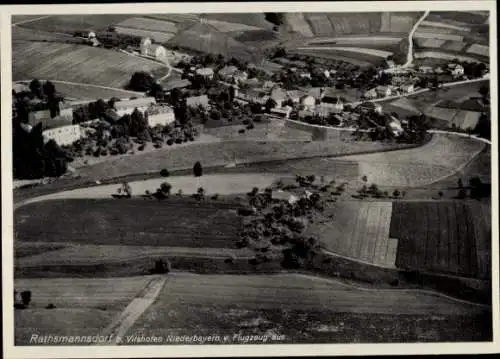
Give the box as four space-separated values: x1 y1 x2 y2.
15 198 245 249
441 40 467 52
467 44 490 57
380 12 422 33
415 38 446 48
414 51 488 63
12 26 75 42
420 20 471 32
414 31 464 42
336 134 486 187
289 48 384 67
201 13 275 30
115 17 178 33
13 41 165 88
143 14 200 23
114 26 175 43
306 13 384 37
307 36 402 46
295 46 392 57
17 14 133 33
416 26 466 35
307 201 397 268
390 201 491 279
41 81 145 101
205 19 263 32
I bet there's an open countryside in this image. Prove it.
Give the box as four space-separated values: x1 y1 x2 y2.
12 8 493 346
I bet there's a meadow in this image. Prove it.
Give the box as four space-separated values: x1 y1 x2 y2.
17 14 132 33
15 198 243 249
13 41 165 88
390 201 491 279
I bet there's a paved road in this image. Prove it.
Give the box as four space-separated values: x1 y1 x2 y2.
401 10 430 68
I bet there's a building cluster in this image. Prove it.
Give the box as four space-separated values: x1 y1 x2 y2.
17 89 176 146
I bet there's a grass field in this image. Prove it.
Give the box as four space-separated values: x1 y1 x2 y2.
390 201 491 279
12 26 76 42
16 14 132 33
201 13 274 30
337 135 486 187
114 26 175 43
15 198 244 248
13 41 165 88
41 81 145 101
129 272 491 343
295 46 393 58
14 276 155 345
167 22 261 64
287 48 379 67
74 137 412 181
307 201 397 268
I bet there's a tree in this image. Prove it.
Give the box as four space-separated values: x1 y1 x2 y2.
128 71 156 92
43 81 57 99
457 178 464 189
20 291 32 307
265 98 277 112
479 85 489 99
197 187 205 199
438 191 443 198
393 189 400 198
193 161 203 177
160 182 172 196
361 175 368 183
29 79 43 98
457 189 467 199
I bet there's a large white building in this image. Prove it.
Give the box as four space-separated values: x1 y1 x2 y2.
195 67 215 79
43 124 82 146
140 37 167 61
146 104 176 127
113 97 157 117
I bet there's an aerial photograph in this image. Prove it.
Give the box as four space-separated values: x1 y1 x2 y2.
11 9 492 345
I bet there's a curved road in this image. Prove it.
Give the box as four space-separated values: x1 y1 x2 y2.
401 10 430 68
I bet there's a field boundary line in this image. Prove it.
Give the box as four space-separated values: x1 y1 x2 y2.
12 15 53 26
291 273 491 309
97 276 167 345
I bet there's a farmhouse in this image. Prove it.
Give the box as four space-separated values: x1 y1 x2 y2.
376 85 393 97
301 95 316 109
186 94 209 108
195 67 215 79
448 63 465 76
401 83 415 93
145 44 167 61
270 87 287 107
218 66 238 82
287 90 305 104
146 104 175 127
418 66 434 74
321 88 337 103
270 106 292 119
43 124 82 146
114 97 156 117
357 102 382 114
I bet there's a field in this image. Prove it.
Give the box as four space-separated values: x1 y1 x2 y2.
420 20 471 32
467 44 490 57
14 276 154 345
15 198 244 248
74 137 413 181
114 26 175 43
12 26 76 42
390 201 491 279
38 81 145 101
13 41 165 88
295 46 392 58
129 272 491 343
287 48 380 67
307 201 396 268
115 17 178 34
16 14 132 33
380 12 422 33
337 135 486 187
167 22 261 64
286 13 315 37
306 36 402 48
201 13 275 30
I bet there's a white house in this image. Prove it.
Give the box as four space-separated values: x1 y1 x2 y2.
186 94 209 108
114 97 157 117
195 67 215 79
140 37 152 55
218 66 238 82
448 63 465 76
401 83 415 93
144 44 167 61
43 124 82 146
146 104 176 127
376 85 392 98
388 117 404 137
301 95 316 110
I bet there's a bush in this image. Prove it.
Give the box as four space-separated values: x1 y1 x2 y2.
152 258 171 274
21 291 32 306
167 138 174 146
160 168 170 177
238 129 246 134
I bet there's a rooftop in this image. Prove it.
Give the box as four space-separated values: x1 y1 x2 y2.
114 97 156 110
